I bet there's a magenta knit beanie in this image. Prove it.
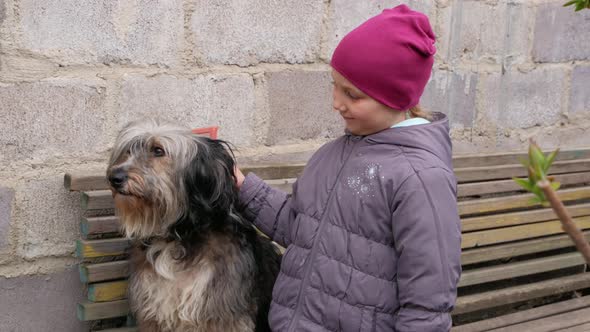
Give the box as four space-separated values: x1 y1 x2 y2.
330 4 436 111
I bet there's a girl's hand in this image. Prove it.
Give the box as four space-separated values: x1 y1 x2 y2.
234 166 245 189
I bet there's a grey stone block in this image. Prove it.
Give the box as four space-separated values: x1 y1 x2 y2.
18 0 183 66
325 0 435 60
0 56 59 82
535 126 590 150
16 176 82 259
191 0 324 66
533 3 590 62
0 268 88 332
421 70 477 128
570 66 590 117
0 79 107 162
479 68 566 129
438 1 531 65
119 74 256 146
0 0 5 26
266 70 343 145
0 187 14 249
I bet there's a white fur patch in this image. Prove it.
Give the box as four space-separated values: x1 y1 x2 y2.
132 242 214 331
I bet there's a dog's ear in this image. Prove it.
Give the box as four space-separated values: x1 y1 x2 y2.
171 137 239 258
183 137 238 218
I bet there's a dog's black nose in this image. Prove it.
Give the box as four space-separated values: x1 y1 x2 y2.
109 169 128 189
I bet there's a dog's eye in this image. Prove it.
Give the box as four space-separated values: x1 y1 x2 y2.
152 147 165 157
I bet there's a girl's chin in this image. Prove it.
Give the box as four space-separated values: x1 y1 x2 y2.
346 125 383 136
346 126 367 136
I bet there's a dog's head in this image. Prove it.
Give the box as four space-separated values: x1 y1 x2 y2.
107 119 238 240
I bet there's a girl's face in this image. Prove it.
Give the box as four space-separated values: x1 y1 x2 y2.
331 69 405 136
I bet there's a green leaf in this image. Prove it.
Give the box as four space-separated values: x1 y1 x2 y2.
531 145 547 174
533 160 545 181
514 177 533 191
531 185 544 199
528 143 536 168
564 0 578 6
576 1 586 10
545 148 560 172
551 181 561 191
530 196 545 205
528 165 538 182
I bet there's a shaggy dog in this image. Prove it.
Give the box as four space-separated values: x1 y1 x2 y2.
106 119 281 332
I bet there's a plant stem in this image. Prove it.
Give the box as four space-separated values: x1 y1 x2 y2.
538 180 590 265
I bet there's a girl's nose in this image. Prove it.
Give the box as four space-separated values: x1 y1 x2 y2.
332 90 346 113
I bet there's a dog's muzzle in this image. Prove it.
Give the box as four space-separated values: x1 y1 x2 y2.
109 168 128 191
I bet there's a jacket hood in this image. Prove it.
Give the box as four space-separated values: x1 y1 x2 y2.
358 112 453 168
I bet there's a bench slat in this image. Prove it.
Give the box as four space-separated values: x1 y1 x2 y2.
462 204 590 232
452 296 590 332
462 216 590 249
80 260 130 283
81 186 590 214
457 172 590 198
65 152 590 192
490 306 590 332
459 252 585 287
64 172 109 192
67 169 590 200
458 187 590 216
81 180 300 211
242 165 304 182
85 251 583 292
81 191 114 211
455 159 590 183
557 322 590 332
452 148 590 168
88 280 128 302
461 231 590 265
251 173 590 199
75 216 590 260
77 300 129 321
453 273 590 315
76 238 130 259
202 173 590 199
78 199 590 238
81 216 121 237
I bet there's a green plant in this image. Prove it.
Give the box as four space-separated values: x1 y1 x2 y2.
514 141 590 265
513 142 560 205
564 0 590 11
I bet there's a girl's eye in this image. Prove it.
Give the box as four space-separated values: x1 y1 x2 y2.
346 91 359 100
152 147 165 157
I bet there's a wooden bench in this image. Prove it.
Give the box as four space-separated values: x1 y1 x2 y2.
64 147 590 331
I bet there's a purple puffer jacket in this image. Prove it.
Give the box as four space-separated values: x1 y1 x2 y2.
239 112 462 331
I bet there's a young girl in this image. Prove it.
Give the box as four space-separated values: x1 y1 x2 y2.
235 5 461 331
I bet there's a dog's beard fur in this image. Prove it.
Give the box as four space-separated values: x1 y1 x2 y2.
106 119 279 332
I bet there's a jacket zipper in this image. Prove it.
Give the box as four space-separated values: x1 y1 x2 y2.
286 137 362 332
